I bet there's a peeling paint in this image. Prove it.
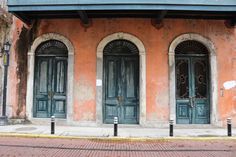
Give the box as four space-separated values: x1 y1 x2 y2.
223 81 236 90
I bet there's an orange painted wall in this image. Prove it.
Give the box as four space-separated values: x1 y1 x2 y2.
10 18 236 125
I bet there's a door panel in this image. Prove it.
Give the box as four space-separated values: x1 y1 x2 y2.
104 56 139 124
52 58 67 118
176 58 191 123
34 58 51 118
36 100 48 117
193 59 208 98
104 57 120 123
122 57 139 124
176 101 190 124
176 57 209 124
194 101 209 124
55 59 66 93
38 60 49 93
106 59 119 98
34 57 67 118
125 61 135 98
192 58 209 124
176 59 190 99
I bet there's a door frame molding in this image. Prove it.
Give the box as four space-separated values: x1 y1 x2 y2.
26 33 74 122
96 32 146 125
169 33 218 125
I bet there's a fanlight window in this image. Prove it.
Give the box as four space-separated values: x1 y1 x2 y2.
175 40 208 55
104 40 139 55
36 40 68 56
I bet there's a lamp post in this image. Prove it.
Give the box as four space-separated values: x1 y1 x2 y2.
0 41 10 126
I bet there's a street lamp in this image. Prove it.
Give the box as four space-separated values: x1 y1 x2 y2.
3 41 10 66
0 41 11 125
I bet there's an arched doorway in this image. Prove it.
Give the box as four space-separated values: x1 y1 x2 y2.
33 40 68 118
175 40 210 124
103 40 139 124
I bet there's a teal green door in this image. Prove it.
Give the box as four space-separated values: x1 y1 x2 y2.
176 56 210 124
33 40 68 118
103 40 139 124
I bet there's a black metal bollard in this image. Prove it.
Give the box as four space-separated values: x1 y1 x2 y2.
227 118 232 137
169 119 174 137
51 116 55 135
114 117 118 137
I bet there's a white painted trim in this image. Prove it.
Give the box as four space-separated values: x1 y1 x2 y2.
96 32 146 126
26 33 75 123
168 33 218 125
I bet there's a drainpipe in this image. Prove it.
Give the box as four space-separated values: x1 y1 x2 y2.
0 41 10 126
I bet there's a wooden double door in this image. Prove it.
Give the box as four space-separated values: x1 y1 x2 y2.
176 56 210 124
103 55 139 124
34 56 67 118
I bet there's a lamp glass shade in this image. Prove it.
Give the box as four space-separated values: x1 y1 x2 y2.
4 42 10 52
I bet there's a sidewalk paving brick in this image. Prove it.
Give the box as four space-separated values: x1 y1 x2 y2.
0 137 235 157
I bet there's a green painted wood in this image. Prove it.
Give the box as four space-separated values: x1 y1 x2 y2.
8 0 236 24
51 57 67 118
34 55 67 118
8 5 236 12
8 0 236 12
176 56 210 124
176 57 191 124
192 58 210 124
34 57 51 118
8 0 236 6
103 55 139 124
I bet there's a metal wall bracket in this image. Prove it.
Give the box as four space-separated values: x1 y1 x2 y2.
151 11 167 29
78 11 91 28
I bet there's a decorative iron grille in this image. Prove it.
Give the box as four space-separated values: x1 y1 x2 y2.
175 40 208 55
104 40 139 55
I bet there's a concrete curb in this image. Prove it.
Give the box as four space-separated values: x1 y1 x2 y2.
0 133 235 142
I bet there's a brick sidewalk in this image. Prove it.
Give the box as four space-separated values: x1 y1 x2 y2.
0 137 235 157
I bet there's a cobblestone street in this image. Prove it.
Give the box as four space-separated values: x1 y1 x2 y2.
0 137 235 157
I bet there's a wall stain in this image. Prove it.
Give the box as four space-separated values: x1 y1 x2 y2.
14 21 39 118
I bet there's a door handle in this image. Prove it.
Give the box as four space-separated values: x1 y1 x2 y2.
189 96 195 108
192 96 195 108
117 96 123 105
48 91 54 98
189 96 193 108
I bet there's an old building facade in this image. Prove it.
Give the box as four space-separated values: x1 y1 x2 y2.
6 1 236 127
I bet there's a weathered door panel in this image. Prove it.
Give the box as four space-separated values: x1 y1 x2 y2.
51 57 67 118
34 57 67 118
176 58 191 124
104 56 139 124
176 100 191 124
34 57 51 118
176 57 209 124
122 57 139 124
104 56 120 123
192 58 210 124
193 100 209 124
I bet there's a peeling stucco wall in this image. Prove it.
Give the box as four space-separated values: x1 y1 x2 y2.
8 18 39 118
